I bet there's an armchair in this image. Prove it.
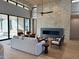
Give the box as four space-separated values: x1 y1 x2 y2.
51 35 64 48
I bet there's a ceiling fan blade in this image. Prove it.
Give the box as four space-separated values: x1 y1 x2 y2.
46 11 53 13
41 11 53 14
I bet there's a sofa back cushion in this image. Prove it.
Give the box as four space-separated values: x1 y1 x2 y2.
13 36 38 45
24 37 38 44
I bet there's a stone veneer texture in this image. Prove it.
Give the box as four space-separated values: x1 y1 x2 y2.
36 0 71 40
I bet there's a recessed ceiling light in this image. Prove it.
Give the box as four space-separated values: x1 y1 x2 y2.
72 0 79 3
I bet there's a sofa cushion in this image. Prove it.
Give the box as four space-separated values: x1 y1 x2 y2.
52 41 59 44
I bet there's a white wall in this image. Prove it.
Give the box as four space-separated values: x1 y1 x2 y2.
0 0 30 18
37 0 71 40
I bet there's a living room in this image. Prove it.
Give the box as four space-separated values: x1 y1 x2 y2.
0 0 79 59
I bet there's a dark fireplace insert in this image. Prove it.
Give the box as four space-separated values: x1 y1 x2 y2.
41 28 64 38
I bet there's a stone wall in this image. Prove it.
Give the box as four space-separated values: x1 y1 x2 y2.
36 0 71 40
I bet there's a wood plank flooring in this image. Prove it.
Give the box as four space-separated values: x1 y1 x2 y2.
0 39 79 59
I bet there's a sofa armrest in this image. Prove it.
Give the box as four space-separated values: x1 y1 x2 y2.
35 41 45 55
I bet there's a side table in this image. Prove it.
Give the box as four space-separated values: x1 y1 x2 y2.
43 43 49 54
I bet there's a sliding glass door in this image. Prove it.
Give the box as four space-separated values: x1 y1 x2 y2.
24 18 29 33
18 17 24 33
0 14 8 40
9 16 17 38
0 14 30 40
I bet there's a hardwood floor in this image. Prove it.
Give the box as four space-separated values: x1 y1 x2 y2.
0 43 4 59
0 39 79 59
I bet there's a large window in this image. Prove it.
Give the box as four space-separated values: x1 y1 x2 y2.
24 7 29 10
25 18 29 32
18 17 24 33
0 14 8 40
3 0 30 11
8 0 16 5
9 16 17 38
0 14 30 40
17 4 23 8
3 0 7 1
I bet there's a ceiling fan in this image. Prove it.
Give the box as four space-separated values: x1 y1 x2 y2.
40 0 53 15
